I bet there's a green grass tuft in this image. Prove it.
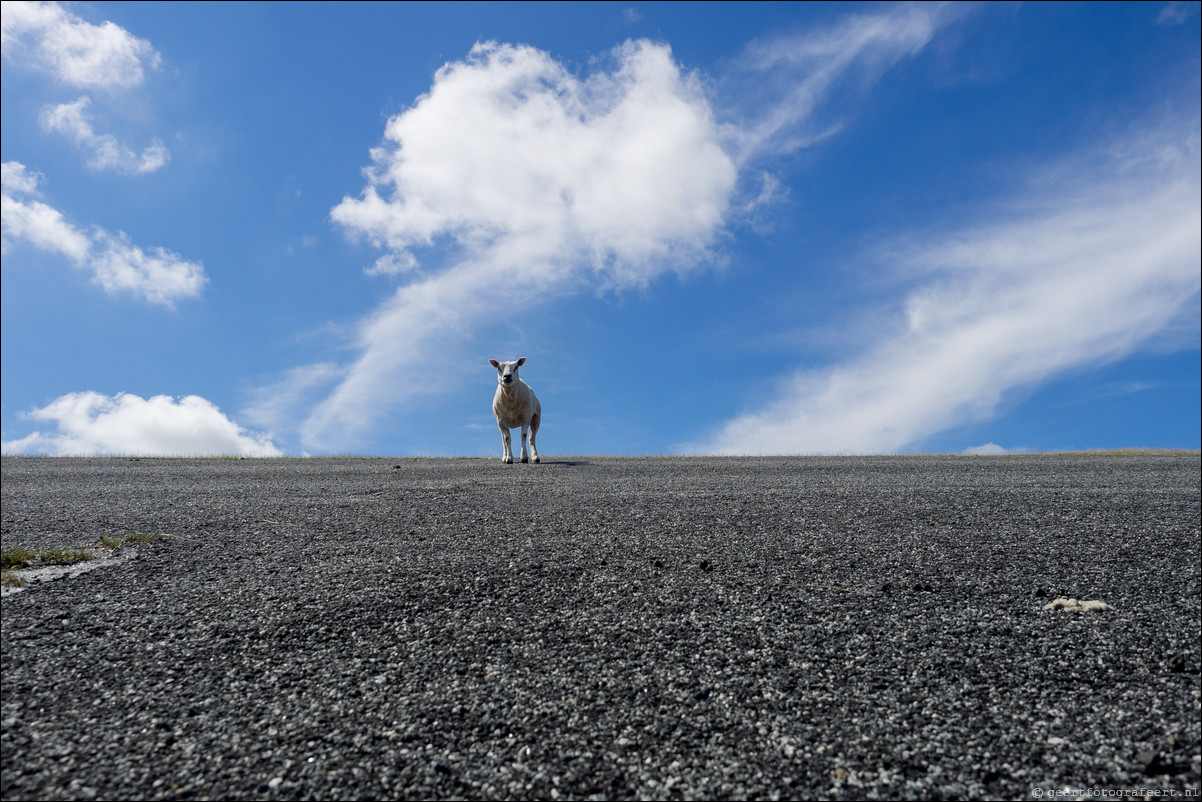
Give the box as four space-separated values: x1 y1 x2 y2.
1 549 38 570
36 547 94 565
120 531 164 544
99 531 165 549
1 533 166 574
1 570 27 588
1 547 92 569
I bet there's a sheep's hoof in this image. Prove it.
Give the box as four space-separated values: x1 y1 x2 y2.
502 456 513 464
532 456 540 464
520 456 529 463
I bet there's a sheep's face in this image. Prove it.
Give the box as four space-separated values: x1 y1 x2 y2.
489 357 526 389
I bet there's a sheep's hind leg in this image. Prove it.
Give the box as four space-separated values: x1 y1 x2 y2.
520 424 530 464
528 412 540 463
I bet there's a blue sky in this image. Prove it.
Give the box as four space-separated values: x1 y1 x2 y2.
2 1 1199 457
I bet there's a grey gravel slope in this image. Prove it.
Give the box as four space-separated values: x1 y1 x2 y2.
1 455 1199 800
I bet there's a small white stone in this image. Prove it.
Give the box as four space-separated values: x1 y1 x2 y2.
1043 597 1114 612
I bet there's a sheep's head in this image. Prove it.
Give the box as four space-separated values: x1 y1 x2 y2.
489 357 526 388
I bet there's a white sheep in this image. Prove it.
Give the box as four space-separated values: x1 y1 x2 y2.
489 357 541 464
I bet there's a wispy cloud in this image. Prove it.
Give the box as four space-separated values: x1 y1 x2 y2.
693 118 1201 455
241 363 344 453
0 0 160 89
40 97 170 174
1 162 205 307
724 2 967 163
1156 1 1198 26
1 392 282 457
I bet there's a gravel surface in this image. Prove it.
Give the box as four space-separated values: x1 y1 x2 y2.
2 455 1199 800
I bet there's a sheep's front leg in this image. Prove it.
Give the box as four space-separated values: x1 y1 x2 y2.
519 424 530 464
499 425 513 464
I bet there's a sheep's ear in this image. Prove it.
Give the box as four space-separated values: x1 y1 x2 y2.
489 359 500 368
516 357 526 366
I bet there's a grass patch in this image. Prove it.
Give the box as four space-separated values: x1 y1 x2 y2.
1 570 27 588
98 531 164 549
1 549 39 570
119 531 165 544
34 547 93 565
2 533 165 574
1 546 92 569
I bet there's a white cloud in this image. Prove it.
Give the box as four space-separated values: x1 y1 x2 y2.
86 230 205 306
1 161 91 260
40 97 170 174
0 0 160 89
0 159 42 194
1 161 205 307
1 392 283 457
333 40 733 280
693 119 1201 455
297 39 737 449
961 443 1009 456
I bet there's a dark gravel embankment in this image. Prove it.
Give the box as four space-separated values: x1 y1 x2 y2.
2 455 1199 800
